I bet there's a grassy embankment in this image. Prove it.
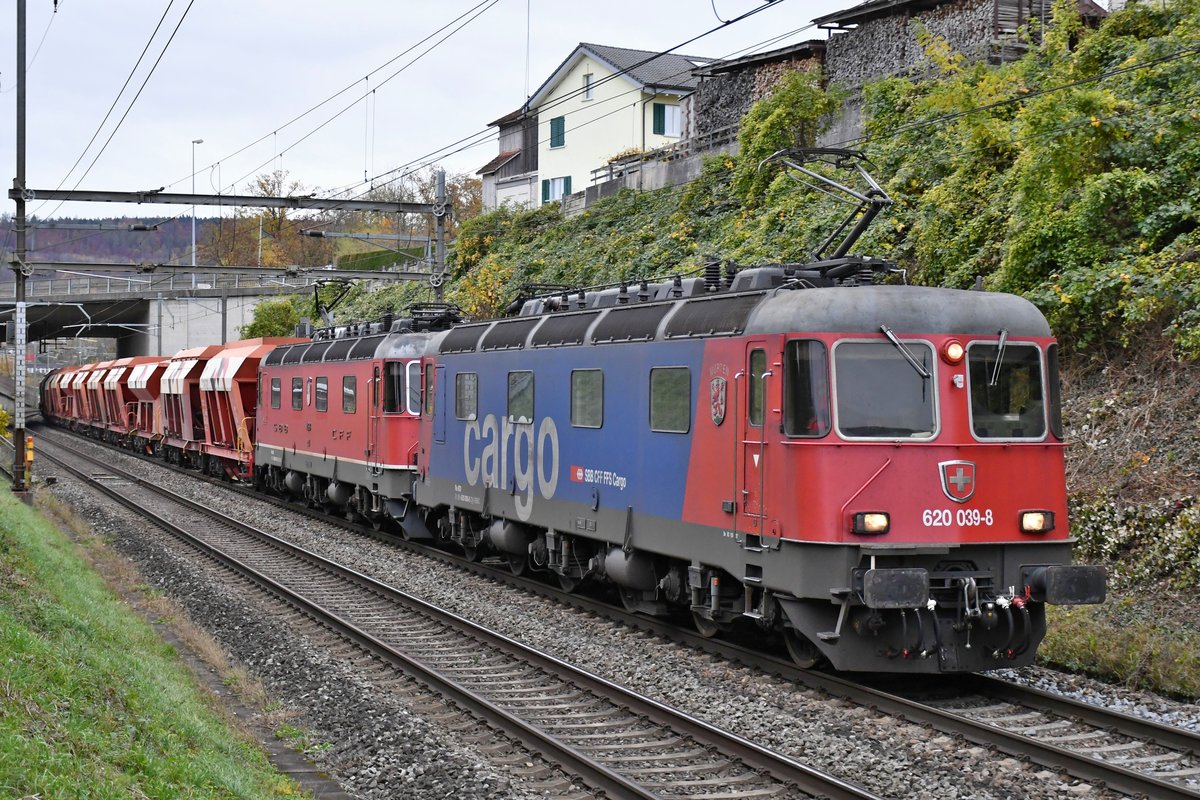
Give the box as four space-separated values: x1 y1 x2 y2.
0 487 305 798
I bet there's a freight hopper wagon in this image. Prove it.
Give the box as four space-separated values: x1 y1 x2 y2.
197 337 305 480
414 274 1107 673
99 356 165 444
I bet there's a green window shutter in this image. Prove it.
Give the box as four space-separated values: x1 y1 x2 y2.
652 103 665 136
542 179 550 204
550 116 565 147
563 176 572 196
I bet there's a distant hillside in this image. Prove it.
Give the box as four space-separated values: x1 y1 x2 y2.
0 216 221 268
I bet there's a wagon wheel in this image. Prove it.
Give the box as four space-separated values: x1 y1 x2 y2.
783 627 822 669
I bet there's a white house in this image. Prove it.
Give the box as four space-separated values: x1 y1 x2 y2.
478 107 538 210
526 42 711 204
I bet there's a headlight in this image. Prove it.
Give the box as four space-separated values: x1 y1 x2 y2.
853 512 890 535
1020 510 1055 533
941 339 965 364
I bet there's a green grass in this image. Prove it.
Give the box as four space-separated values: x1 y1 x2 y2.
0 489 306 799
1039 591 1200 699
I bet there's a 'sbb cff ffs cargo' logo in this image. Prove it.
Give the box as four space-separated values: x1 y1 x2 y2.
938 460 976 503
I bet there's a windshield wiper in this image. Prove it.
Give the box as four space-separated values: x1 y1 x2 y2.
880 324 931 379
990 328 1009 386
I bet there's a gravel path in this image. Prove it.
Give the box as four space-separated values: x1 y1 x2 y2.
42 431 1142 800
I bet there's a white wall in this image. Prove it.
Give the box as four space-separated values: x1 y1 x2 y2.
535 54 686 202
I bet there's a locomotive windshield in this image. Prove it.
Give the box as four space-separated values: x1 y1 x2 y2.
834 341 936 439
967 343 1046 439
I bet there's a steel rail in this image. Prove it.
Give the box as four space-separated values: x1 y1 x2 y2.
38 434 879 800
37 423 1200 800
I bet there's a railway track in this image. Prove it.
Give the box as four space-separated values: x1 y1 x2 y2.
35 423 1200 799
37 432 879 800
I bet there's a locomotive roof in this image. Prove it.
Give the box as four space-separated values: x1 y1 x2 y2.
433 284 1051 354
745 286 1052 337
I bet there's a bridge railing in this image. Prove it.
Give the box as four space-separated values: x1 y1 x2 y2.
0 271 322 298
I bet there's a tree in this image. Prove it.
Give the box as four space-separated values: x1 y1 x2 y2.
242 297 302 338
202 170 337 268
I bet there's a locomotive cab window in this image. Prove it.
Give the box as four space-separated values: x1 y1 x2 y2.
270 377 281 410
456 372 478 421
508 371 534 423
784 340 830 437
650 367 691 433
748 349 767 427
315 377 328 412
408 362 422 416
834 340 935 439
967 342 1046 440
291 377 302 410
383 362 405 414
342 376 356 414
571 369 603 428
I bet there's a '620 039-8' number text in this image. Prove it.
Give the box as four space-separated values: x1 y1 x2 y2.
922 508 994 527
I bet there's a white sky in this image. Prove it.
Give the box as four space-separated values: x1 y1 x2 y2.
1 0 846 221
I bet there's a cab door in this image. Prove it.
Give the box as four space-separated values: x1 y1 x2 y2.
738 344 772 538
367 363 383 473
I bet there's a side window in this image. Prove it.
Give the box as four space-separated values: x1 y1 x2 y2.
270 377 281 410
650 367 690 433
315 377 328 412
456 372 478 421
748 349 766 427
291 377 302 410
342 376 356 414
507 371 534 423
383 362 404 413
407 361 422 415
571 369 603 428
783 340 830 437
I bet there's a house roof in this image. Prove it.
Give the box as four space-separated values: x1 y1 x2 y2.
695 40 826 77
814 0 1105 28
527 42 713 108
487 107 529 128
476 150 520 176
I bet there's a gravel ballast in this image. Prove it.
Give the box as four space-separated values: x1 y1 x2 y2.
41 430 1158 799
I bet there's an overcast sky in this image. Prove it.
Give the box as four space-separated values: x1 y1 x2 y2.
1 0 847 221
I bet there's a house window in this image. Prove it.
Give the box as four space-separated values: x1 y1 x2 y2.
291 377 303 410
315 377 328 412
582 73 594 100
342 376 356 414
652 103 681 137
650 367 691 433
571 369 603 428
270 377 281 409
549 115 565 148
508 371 534 423
542 176 572 204
456 372 478 421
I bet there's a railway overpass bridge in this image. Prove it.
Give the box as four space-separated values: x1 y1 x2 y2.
0 263 438 360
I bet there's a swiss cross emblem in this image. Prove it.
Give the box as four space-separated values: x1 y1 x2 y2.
939 461 976 503
710 377 727 426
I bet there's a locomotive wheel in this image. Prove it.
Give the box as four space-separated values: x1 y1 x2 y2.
692 611 722 639
462 545 482 563
618 587 642 614
507 553 527 576
557 572 580 593
783 627 822 669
